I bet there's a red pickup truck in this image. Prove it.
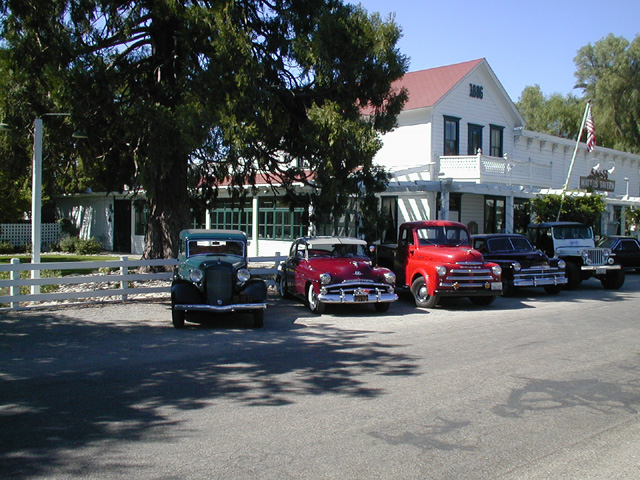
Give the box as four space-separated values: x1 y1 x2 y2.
376 220 503 307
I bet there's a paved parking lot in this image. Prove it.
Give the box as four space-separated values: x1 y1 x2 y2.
2 275 640 479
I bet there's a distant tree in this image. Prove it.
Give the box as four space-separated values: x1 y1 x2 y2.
574 33 640 153
530 194 606 226
516 85 583 139
0 1 408 257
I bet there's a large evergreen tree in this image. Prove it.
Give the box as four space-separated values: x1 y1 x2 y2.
0 1 407 257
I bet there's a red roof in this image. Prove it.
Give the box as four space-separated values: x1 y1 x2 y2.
394 58 484 110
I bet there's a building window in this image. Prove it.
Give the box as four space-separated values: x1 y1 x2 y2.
484 196 505 233
490 125 504 157
133 200 148 236
381 196 398 242
514 198 530 234
209 197 305 240
468 124 483 155
444 116 460 156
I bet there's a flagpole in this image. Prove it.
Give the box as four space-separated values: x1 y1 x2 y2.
556 100 592 221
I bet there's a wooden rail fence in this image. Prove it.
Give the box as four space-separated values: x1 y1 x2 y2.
0 256 285 310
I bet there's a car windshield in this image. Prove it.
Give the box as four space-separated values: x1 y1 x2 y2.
187 239 244 257
416 226 470 246
596 237 615 248
307 243 368 258
553 226 592 240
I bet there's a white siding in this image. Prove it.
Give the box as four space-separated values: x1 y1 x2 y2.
374 109 432 172
460 194 485 233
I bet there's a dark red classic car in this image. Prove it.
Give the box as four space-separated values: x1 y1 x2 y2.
277 236 398 314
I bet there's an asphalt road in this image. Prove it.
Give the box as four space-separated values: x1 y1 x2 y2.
1 274 640 479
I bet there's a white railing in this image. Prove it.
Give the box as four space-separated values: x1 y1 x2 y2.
439 154 552 186
0 255 285 310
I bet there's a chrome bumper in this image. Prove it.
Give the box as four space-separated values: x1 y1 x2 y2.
318 292 398 304
581 265 621 272
513 276 568 287
173 303 267 312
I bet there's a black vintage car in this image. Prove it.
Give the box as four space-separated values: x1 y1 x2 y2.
597 235 640 271
171 229 267 329
471 233 567 295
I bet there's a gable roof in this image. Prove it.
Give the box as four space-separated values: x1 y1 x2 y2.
397 58 484 110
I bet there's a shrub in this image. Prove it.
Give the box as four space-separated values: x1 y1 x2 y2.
0 240 14 254
76 237 103 255
59 235 78 253
58 236 103 254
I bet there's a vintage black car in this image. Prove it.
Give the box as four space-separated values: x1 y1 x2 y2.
471 233 567 295
597 235 640 271
171 229 267 329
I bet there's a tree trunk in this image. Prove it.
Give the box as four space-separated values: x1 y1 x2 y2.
143 155 190 260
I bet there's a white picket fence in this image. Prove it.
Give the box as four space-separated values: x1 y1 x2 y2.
0 256 285 310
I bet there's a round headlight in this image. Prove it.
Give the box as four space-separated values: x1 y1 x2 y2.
189 268 203 283
237 268 251 283
603 249 611 258
512 262 521 272
557 259 566 269
435 266 447 277
384 271 396 285
319 273 332 285
491 265 502 277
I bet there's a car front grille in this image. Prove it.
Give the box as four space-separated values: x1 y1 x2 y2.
585 249 606 266
204 265 234 306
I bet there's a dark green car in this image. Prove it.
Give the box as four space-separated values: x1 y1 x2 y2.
171 229 267 329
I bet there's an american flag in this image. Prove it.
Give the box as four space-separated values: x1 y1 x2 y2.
586 103 596 152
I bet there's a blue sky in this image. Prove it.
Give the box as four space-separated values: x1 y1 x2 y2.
350 0 639 102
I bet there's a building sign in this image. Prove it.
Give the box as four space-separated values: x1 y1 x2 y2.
579 172 615 192
469 83 483 99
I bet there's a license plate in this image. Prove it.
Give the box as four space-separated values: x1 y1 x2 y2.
491 282 502 290
596 268 606 274
354 294 369 302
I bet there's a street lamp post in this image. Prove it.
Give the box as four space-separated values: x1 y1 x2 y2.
2 114 86 295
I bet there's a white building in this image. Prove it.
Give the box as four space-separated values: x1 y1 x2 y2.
374 58 640 241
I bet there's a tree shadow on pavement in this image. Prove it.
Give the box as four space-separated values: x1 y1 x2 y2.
0 302 420 478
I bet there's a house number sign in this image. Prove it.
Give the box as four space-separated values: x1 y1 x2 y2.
469 83 483 99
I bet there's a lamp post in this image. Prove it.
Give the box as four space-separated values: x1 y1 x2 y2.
2 114 87 294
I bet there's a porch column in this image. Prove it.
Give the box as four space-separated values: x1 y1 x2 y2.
505 195 514 233
250 196 259 257
205 209 211 229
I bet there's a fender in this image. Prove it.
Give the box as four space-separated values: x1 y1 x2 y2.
409 267 435 295
241 279 268 302
171 279 203 305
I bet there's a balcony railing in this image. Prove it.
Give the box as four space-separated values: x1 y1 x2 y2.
439 153 552 187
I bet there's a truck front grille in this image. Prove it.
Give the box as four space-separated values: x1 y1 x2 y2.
585 249 606 266
204 265 234 306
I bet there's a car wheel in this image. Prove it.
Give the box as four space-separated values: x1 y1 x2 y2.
171 296 186 329
410 276 439 308
253 309 265 328
374 302 391 313
306 283 325 314
543 285 562 295
564 262 581 290
469 295 496 306
600 269 625 289
277 275 291 299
